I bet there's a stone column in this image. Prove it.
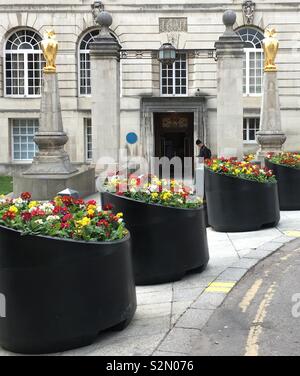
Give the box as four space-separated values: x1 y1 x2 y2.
90 11 121 171
215 10 245 159
256 28 286 161
25 73 77 175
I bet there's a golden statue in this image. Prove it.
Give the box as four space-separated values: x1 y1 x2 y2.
263 28 279 72
41 30 58 73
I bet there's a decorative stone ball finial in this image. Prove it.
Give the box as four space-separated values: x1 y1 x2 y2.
96 10 113 38
223 10 237 35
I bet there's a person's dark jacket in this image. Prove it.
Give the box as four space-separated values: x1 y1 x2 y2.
199 145 212 160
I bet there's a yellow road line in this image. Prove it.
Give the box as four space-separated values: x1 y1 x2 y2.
239 279 263 313
244 282 277 356
205 282 236 293
284 231 300 238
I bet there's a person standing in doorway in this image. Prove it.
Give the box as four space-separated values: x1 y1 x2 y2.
196 140 212 160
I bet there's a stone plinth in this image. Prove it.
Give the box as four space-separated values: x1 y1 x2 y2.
256 71 286 160
14 168 95 201
215 10 245 159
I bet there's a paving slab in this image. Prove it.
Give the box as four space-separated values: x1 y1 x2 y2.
175 308 214 330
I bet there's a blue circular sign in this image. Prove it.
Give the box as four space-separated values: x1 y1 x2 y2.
126 132 138 145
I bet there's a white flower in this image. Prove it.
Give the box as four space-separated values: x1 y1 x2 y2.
13 198 25 207
40 202 55 214
46 215 60 222
34 219 44 225
29 206 38 213
118 218 124 224
148 185 158 193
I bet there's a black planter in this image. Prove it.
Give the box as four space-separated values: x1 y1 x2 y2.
0 225 136 354
265 160 300 210
205 168 280 232
102 192 209 285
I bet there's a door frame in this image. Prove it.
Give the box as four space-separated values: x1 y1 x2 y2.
141 97 207 166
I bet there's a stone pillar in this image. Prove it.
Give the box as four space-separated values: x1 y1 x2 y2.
215 10 245 159
256 71 286 160
25 73 77 175
90 11 121 171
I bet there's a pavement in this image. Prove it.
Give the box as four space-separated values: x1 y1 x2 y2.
0 193 300 356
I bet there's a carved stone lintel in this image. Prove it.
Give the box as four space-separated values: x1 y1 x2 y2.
159 18 188 33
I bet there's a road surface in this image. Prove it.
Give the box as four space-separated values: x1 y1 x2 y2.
192 239 300 356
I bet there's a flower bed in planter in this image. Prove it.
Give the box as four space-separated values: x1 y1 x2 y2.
265 153 300 210
205 158 280 232
0 193 136 354
102 176 209 285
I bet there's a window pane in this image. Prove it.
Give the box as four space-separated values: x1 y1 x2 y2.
243 118 260 142
84 118 92 161
5 30 44 97
12 119 39 160
160 53 187 96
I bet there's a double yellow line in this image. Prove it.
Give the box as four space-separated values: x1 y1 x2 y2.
205 282 236 294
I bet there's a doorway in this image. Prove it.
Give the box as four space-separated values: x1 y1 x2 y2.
154 112 194 178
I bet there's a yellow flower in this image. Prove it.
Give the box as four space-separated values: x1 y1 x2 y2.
87 204 97 211
29 201 38 209
162 191 172 201
54 196 63 206
116 212 123 219
151 192 159 199
76 217 91 227
9 205 18 214
87 209 95 216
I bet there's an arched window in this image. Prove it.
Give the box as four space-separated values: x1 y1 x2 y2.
5 29 44 97
237 27 264 95
78 29 99 96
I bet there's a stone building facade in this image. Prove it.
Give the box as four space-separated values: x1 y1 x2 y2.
0 0 299 174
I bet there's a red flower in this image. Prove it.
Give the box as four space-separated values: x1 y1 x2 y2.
61 196 73 206
87 200 97 206
60 222 71 229
2 211 16 220
103 203 113 211
97 219 109 227
62 213 73 222
21 192 31 201
21 212 32 221
74 199 84 206
31 209 46 217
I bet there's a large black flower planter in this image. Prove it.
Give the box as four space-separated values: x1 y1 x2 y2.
205 168 280 232
265 160 300 210
102 192 209 285
0 225 136 354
